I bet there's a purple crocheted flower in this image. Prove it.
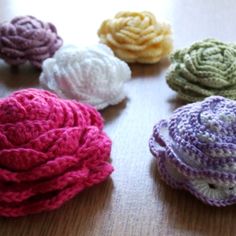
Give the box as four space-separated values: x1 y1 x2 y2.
0 16 63 68
149 96 236 206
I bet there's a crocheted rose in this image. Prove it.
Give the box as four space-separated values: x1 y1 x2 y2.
39 44 131 110
166 39 236 101
0 16 63 68
0 89 113 217
149 96 236 206
98 11 172 63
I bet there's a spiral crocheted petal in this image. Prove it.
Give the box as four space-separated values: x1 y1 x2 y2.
167 39 236 101
149 96 236 206
39 44 131 110
98 11 173 64
0 163 113 217
0 88 113 217
0 15 63 68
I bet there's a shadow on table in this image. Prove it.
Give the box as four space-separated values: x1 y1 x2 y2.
101 98 128 124
150 159 236 236
0 178 114 236
129 58 170 79
0 63 40 96
167 95 188 111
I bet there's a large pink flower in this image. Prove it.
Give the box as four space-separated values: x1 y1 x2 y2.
0 89 113 217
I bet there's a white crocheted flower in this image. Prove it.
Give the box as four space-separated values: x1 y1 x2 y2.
39 44 131 109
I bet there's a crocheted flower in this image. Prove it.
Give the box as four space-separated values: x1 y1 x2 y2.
0 89 113 217
149 96 236 207
0 16 63 68
166 39 236 101
39 44 131 110
98 11 172 63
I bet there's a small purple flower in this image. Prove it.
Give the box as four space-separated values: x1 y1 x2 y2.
0 16 63 68
149 96 236 206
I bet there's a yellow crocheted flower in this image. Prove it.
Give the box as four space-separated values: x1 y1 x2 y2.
98 11 173 64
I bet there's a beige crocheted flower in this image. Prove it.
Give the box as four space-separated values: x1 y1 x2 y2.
98 11 173 63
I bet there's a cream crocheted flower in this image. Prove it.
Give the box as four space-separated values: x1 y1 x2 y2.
39 44 131 110
98 11 173 64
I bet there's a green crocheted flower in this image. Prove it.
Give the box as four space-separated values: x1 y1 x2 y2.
166 39 236 101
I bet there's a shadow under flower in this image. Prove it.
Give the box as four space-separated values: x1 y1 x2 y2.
101 98 128 124
167 95 188 111
0 61 40 96
129 58 170 79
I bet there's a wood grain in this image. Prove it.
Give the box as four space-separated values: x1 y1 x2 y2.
0 1 236 235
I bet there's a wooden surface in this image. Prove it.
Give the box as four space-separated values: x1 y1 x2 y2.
0 1 236 235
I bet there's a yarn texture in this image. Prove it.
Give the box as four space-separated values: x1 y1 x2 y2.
98 11 172 64
166 39 236 101
0 16 62 68
149 96 236 206
0 89 113 217
40 44 131 110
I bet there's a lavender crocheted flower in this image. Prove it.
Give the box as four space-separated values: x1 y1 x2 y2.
149 96 236 206
0 16 63 68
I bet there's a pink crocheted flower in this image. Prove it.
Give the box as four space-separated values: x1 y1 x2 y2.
0 89 113 217
0 16 63 68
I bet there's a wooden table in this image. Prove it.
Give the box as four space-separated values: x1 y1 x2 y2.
0 0 236 235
